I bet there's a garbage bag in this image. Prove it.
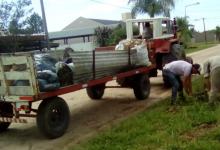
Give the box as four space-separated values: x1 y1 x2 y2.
133 44 151 66
38 79 60 92
34 54 57 72
55 62 74 87
115 39 143 50
37 70 59 83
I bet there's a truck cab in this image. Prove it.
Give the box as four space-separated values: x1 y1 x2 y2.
126 17 175 40
125 18 185 72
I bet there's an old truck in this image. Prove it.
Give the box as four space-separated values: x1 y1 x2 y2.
125 17 185 72
0 17 184 139
98 17 186 85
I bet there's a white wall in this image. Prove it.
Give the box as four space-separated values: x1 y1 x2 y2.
54 42 97 51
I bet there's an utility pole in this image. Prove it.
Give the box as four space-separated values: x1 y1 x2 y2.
40 0 50 50
202 18 207 43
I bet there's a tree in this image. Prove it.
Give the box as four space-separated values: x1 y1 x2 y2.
176 17 192 48
0 1 13 31
215 26 220 42
94 23 140 47
160 0 174 17
26 12 44 34
94 27 112 47
128 0 175 18
0 0 33 34
8 0 33 34
108 24 127 45
108 23 140 45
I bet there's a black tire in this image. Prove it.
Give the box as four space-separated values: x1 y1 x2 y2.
133 74 151 100
86 84 105 100
37 97 70 139
162 44 185 87
0 102 13 132
170 44 186 61
162 44 186 65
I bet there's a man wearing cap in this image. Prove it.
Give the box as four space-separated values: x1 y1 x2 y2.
203 56 220 105
162 60 201 105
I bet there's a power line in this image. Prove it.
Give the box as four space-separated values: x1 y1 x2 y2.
207 18 220 20
90 0 131 10
190 17 220 21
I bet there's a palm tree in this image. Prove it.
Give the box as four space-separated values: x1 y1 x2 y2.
128 0 175 18
94 26 112 47
160 0 175 17
176 17 192 48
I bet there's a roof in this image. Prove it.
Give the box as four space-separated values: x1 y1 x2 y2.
49 27 94 40
50 17 122 40
89 18 121 25
62 17 121 31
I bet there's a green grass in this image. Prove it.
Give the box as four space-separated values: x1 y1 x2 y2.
71 76 220 150
185 42 218 54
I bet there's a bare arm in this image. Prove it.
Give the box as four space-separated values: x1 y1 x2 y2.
203 61 210 91
183 75 192 95
204 77 211 91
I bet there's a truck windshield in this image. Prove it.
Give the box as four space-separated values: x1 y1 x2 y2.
162 20 173 35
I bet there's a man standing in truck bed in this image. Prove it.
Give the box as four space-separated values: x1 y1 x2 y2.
203 56 220 106
162 60 201 105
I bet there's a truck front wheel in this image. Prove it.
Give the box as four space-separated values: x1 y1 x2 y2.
86 84 105 100
0 102 13 132
133 74 151 100
37 97 70 139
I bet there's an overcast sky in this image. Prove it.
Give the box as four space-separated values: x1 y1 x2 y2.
32 0 220 32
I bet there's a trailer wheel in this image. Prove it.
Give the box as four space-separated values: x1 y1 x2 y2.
133 74 151 100
37 97 70 139
86 84 105 100
0 102 13 132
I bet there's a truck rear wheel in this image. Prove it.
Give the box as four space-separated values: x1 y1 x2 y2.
37 97 70 139
162 44 186 87
162 44 186 65
133 74 151 100
86 84 105 100
0 102 13 132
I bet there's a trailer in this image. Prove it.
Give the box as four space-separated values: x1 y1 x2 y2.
0 49 155 139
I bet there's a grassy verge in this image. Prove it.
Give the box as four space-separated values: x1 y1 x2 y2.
71 76 220 150
185 42 218 54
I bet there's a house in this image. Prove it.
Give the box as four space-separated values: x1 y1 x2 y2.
193 30 216 43
49 17 122 51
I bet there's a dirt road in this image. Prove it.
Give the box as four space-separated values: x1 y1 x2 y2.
0 45 219 150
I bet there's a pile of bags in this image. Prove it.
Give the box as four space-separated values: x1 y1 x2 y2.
115 39 151 66
34 53 74 92
37 70 60 92
115 39 143 51
33 41 151 92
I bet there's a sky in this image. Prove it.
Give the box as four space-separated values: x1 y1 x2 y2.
31 0 220 32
